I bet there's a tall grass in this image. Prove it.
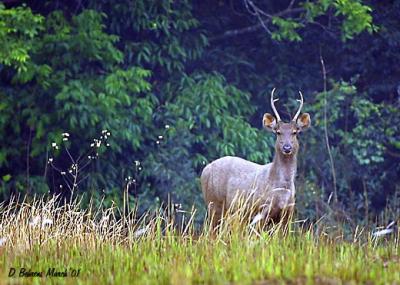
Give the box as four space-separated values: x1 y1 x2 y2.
0 195 399 284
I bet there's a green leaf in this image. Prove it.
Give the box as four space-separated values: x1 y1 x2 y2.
2 174 11 182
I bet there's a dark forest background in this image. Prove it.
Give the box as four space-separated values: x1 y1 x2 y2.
1 0 399 225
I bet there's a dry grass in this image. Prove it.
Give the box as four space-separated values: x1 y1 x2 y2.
0 195 399 284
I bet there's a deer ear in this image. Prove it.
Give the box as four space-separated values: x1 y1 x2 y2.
296 113 311 131
263 113 277 132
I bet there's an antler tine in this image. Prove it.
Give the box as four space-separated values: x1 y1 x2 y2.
270 88 282 122
292 91 304 122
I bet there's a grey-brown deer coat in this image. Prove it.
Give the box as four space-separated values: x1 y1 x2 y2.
201 89 311 226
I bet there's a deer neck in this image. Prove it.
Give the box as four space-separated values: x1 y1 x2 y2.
268 153 297 190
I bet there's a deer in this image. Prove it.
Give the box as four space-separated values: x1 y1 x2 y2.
200 88 311 229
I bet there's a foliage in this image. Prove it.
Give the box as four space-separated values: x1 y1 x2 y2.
299 80 400 221
0 7 154 199
271 17 304 42
0 3 44 72
0 0 399 223
302 0 376 41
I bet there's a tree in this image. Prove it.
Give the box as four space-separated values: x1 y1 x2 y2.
1 0 399 223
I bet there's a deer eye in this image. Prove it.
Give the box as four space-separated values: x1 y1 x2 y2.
276 130 281 135
292 130 298 135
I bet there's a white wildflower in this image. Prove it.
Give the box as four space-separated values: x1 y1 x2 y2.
165 124 170 129
158 135 163 139
156 140 160 144
134 160 140 166
62 137 68 141
62 133 70 137
51 142 57 147
48 158 53 163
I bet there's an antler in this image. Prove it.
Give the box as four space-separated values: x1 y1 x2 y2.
270 88 282 122
292 91 304 122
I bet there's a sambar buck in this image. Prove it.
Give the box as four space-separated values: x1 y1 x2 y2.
201 88 311 228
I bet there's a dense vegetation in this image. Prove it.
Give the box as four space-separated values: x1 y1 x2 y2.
0 0 399 224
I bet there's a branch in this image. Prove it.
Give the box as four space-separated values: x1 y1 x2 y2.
210 24 264 42
320 53 338 204
210 6 305 42
385 147 400 159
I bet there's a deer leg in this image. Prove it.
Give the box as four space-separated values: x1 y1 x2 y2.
207 201 224 232
255 191 294 229
278 205 294 228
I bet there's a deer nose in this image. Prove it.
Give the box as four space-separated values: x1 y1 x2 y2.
283 144 292 153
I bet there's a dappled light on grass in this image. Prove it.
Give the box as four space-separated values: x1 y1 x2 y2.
0 195 399 284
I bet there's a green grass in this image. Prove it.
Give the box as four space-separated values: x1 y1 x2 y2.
0 195 399 284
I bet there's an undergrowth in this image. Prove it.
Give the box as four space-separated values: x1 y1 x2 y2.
0 195 399 284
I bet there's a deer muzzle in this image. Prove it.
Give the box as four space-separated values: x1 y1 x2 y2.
282 144 292 154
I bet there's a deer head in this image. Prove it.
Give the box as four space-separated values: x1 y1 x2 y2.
263 88 311 157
